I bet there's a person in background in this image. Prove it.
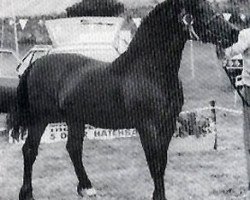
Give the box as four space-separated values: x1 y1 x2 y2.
223 27 250 198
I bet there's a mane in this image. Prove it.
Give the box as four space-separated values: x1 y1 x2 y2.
125 0 175 56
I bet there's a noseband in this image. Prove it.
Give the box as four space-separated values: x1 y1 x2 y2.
204 13 222 27
182 13 225 42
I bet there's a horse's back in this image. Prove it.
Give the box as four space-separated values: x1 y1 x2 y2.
30 53 106 86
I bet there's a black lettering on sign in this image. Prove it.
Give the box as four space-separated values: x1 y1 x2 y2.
94 130 101 137
118 130 123 136
108 129 113 137
50 133 56 140
125 129 130 136
61 132 67 139
113 130 118 137
102 130 108 137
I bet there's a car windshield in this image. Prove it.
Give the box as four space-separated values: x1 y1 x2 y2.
17 50 48 75
0 51 19 77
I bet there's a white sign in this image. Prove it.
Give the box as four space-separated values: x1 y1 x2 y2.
40 123 137 143
41 123 68 143
87 128 137 140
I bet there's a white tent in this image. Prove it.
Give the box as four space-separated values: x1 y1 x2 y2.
46 17 132 62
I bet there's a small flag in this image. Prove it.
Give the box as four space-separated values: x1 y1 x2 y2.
38 19 44 26
9 19 15 26
19 19 28 30
133 18 142 28
240 14 246 22
222 13 232 21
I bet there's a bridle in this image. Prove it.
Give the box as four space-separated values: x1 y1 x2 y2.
204 13 222 27
182 14 200 40
182 12 225 42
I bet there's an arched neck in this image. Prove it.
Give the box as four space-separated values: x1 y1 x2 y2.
111 1 189 77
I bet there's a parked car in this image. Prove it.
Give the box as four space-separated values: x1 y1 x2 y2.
15 42 128 76
0 45 52 116
0 49 20 113
16 45 52 76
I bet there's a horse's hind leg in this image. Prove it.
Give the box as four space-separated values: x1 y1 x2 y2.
19 122 46 200
66 121 96 197
137 118 173 200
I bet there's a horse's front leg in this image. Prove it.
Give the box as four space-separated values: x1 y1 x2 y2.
19 123 46 200
243 98 250 199
137 118 174 200
66 121 96 198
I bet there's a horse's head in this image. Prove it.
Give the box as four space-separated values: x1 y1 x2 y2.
177 0 239 48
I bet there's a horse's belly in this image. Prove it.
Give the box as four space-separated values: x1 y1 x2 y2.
79 105 133 129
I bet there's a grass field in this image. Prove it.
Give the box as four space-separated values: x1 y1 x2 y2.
0 113 246 200
0 41 246 200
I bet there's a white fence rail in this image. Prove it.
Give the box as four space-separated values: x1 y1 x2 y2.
7 101 242 144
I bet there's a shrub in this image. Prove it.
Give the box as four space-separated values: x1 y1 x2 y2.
176 112 211 138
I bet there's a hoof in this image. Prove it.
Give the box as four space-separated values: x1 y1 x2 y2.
19 186 35 200
19 193 35 200
86 188 97 197
77 185 97 197
151 192 167 200
19 194 35 200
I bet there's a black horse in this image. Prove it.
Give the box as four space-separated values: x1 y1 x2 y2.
17 0 239 199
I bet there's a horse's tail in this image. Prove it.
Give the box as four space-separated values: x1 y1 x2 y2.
16 64 33 127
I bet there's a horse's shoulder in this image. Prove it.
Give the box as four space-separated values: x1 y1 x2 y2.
122 74 166 103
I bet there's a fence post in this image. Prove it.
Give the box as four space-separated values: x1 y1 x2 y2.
209 100 218 150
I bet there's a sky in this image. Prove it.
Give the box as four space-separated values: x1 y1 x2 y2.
0 0 161 18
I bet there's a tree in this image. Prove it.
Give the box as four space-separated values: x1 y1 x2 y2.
66 0 124 17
